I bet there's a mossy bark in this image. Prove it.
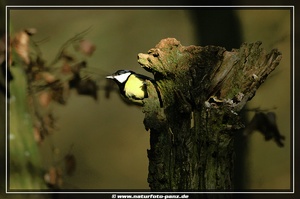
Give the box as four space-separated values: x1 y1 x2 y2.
138 38 281 192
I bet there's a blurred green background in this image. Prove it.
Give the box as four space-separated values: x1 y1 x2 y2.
3 6 291 195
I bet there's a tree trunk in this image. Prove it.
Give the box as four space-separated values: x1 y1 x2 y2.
137 38 282 192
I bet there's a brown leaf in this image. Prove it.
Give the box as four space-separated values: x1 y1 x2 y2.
76 39 96 56
24 28 37 36
33 126 43 144
76 78 98 100
61 63 72 74
38 91 52 107
12 30 31 64
44 166 63 188
50 81 69 105
41 72 56 83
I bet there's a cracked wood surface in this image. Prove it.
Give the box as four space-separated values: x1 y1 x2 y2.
138 38 282 192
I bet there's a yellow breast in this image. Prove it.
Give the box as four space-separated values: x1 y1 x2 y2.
124 75 146 100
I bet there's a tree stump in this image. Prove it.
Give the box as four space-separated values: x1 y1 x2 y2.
137 38 282 191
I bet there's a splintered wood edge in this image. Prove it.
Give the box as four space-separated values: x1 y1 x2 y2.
138 38 282 112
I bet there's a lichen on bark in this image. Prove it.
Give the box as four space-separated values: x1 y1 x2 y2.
138 38 282 191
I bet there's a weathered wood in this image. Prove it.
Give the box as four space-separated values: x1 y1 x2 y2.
138 38 282 192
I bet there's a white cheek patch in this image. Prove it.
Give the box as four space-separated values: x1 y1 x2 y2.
114 73 131 83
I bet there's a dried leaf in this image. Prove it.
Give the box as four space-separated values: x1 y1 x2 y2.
44 166 63 188
50 80 69 105
38 91 52 107
61 63 72 74
12 30 31 64
76 39 96 56
76 78 98 100
41 72 56 83
33 126 43 144
24 28 37 36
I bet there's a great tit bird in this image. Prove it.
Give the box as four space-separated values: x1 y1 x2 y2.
106 70 162 106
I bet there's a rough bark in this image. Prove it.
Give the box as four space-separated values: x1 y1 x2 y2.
137 38 282 192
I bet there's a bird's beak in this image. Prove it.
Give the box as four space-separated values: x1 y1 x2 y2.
106 75 114 79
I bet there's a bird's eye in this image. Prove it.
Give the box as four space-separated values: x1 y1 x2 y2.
117 70 130 75
116 70 125 75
